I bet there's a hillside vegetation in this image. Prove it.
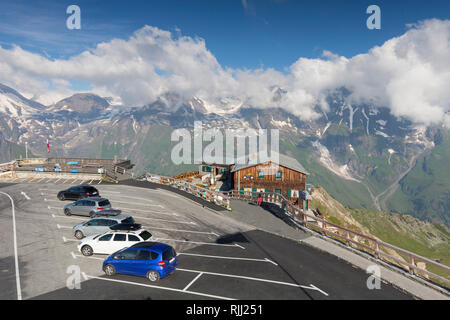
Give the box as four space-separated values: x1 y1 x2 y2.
311 186 450 275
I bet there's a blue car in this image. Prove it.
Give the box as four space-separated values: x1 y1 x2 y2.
102 242 177 282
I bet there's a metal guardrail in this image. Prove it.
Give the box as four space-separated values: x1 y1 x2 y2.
142 172 450 290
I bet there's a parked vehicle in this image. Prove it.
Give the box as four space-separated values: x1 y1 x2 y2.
77 229 153 256
102 242 177 282
64 197 111 217
72 215 136 239
92 209 122 217
57 185 99 201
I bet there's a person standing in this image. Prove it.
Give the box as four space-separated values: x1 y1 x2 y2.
256 193 262 206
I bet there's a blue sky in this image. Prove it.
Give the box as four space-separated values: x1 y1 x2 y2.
1 0 449 72
0 0 449 127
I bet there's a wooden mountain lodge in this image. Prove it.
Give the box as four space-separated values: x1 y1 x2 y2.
180 153 312 210
230 153 311 210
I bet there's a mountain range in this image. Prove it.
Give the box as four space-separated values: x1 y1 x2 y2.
0 83 448 226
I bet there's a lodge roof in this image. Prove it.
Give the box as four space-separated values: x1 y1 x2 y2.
231 152 309 175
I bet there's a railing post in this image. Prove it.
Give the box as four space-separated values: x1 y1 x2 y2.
374 241 380 259
410 256 416 275
346 231 351 247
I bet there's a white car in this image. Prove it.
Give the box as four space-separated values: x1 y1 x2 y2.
77 229 153 256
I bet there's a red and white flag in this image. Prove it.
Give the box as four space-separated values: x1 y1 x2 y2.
46 136 50 153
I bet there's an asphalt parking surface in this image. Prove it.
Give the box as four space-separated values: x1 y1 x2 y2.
0 178 414 300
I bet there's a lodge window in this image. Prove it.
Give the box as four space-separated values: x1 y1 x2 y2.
276 171 282 179
258 171 264 178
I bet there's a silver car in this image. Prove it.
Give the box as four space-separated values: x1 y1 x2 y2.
72 215 135 239
64 197 112 217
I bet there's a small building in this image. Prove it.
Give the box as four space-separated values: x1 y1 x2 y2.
195 163 233 190
231 153 309 209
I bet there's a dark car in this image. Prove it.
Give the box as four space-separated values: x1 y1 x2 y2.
57 185 100 201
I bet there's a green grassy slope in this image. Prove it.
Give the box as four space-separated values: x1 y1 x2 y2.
386 130 450 225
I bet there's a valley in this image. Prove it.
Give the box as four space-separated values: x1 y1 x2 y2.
0 83 448 226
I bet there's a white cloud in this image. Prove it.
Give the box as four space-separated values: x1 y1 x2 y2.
0 19 449 126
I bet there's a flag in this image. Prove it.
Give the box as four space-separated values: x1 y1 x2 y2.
46 136 50 153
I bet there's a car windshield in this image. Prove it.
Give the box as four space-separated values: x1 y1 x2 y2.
98 200 110 206
121 217 135 224
139 230 152 240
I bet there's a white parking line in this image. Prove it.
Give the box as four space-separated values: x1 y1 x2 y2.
21 191 31 200
183 272 203 291
132 215 196 225
62 236 79 243
177 253 277 265
48 205 63 209
115 206 175 216
113 202 163 208
44 199 59 203
142 225 218 236
177 268 329 296
54 178 62 183
71 252 104 260
83 273 235 300
0 191 22 300
52 213 86 221
152 238 245 249
57 224 73 230
97 180 102 185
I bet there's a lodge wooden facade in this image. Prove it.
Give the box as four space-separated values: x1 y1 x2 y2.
231 161 308 209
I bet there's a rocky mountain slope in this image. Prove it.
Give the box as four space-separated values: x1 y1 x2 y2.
0 83 447 225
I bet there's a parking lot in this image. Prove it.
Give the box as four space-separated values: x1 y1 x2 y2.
0 178 413 300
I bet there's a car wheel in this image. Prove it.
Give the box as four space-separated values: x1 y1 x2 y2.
104 264 116 276
74 230 84 239
81 245 93 256
146 270 160 282
89 211 95 218
64 208 71 216
60 194 65 201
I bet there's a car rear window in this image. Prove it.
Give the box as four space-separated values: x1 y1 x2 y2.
121 217 135 224
98 200 110 207
139 231 152 241
128 235 140 242
162 247 176 261
83 187 98 193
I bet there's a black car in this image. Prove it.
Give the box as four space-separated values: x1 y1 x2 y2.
57 185 100 201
